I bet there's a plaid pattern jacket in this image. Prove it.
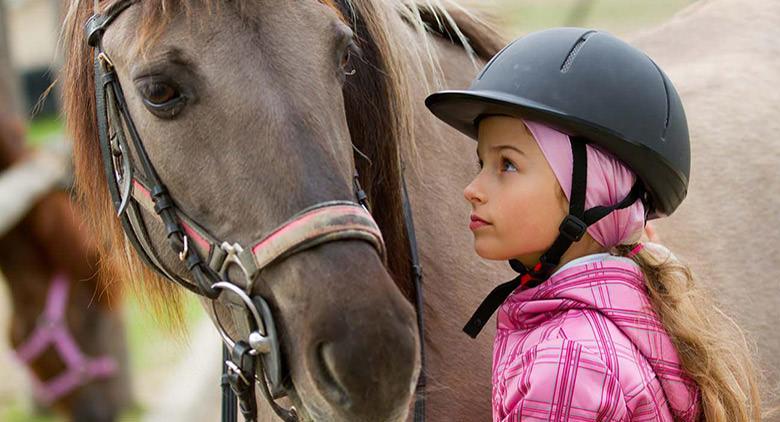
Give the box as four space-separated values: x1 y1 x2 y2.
492 254 700 421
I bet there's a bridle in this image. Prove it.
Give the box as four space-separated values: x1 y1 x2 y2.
14 274 118 405
84 1 427 421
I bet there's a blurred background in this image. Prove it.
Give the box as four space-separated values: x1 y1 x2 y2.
0 0 697 420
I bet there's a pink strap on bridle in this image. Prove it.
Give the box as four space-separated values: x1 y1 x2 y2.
14 274 118 405
131 178 385 291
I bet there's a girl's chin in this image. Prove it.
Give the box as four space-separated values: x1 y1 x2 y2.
473 240 541 263
473 242 512 261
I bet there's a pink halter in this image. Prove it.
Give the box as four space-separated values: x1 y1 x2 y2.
522 120 646 248
14 274 118 404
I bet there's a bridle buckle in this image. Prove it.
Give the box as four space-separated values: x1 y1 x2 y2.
225 360 250 385
219 242 256 294
97 52 114 70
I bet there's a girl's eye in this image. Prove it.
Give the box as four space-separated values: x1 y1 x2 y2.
501 158 517 172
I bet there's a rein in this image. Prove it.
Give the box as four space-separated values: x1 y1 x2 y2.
14 274 118 404
84 1 426 421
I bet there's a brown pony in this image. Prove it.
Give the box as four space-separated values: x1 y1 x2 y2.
0 112 132 421
60 0 507 420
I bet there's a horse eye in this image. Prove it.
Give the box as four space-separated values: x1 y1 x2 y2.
151 83 177 103
140 81 180 105
137 79 186 118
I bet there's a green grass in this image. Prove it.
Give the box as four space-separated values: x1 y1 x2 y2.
491 0 696 37
1 402 58 422
25 116 64 146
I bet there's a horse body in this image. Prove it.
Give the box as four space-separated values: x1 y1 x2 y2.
629 0 780 400
0 115 132 421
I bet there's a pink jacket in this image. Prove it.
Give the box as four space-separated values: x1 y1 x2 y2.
492 254 700 421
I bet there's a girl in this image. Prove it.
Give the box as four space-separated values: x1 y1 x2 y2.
426 28 761 421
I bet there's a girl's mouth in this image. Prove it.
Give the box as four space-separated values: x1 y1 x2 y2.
469 214 490 231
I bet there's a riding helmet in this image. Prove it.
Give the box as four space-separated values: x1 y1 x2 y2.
425 27 690 218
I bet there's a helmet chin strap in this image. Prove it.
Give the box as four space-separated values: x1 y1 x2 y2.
463 137 645 338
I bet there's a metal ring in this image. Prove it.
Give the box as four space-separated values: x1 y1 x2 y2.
178 235 189 261
210 281 267 354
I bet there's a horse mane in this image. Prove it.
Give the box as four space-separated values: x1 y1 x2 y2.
61 0 185 324
338 0 504 299
60 0 503 313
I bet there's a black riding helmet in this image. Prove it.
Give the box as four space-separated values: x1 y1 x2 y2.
426 27 689 218
425 28 691 338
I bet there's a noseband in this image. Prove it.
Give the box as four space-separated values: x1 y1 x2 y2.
84 1 426 421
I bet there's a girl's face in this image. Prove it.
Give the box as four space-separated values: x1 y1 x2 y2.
463 116 568 266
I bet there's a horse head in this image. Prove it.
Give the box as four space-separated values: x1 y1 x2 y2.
63 0 423 420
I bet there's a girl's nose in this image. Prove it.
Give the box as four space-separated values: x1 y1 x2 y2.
464 179 486 205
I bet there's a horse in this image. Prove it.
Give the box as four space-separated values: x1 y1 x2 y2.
0 112 133 421
629 0 780 410
61 0 506 420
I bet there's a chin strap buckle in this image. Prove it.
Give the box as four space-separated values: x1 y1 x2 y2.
558 215 588 242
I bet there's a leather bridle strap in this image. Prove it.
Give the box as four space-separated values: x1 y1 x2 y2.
401 169 426 422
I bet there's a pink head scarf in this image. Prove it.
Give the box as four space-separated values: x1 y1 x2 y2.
522 120 645 248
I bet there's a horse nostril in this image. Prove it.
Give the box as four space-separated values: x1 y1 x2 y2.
309 319 418 421
315 341 353 409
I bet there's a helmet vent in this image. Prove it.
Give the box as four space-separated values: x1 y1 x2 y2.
651 60 672 136
560 31 597 73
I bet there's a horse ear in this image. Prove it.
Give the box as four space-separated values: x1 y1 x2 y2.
414 5 506 60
